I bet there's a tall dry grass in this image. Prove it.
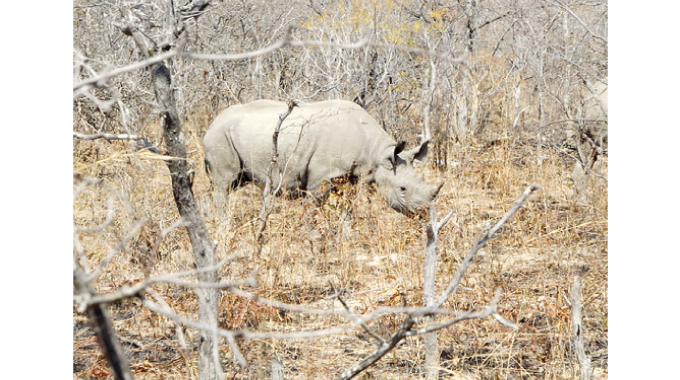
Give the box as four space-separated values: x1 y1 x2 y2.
74 114 607 379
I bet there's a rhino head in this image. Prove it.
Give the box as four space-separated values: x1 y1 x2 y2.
373 140 444 215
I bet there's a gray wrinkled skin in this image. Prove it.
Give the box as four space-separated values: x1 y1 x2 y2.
583 80 608 148
571 79 608 204
203 99 444 215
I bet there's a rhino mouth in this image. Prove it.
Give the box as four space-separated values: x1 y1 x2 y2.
401 207 429 219
390 202 429 218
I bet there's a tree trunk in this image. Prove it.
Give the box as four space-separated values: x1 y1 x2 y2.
151 62 223 380
74 261 134 380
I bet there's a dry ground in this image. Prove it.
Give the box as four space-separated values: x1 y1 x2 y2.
73 121 607 379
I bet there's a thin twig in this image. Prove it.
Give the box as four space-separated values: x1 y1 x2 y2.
325 279 402 299
86 277 256 307
73 50 177 91
73 132 161 154
407 289 516 336
146 289 189 352
141 298 363 341
330 282 386 344
87 218 148 283
76 196 116 233
557 147 608 183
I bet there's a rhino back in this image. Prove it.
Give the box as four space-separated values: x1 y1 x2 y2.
210 99 395 191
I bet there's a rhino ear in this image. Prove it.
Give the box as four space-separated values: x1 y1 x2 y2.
400 140 430 164
390 141 406 166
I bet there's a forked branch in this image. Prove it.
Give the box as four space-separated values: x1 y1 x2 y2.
337 185 538 379
433 184 540 309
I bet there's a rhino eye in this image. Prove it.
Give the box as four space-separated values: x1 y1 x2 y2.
399 186 406 192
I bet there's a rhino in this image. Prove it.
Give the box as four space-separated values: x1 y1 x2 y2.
202 99 444 215
571 78 608 203
582 80 608 149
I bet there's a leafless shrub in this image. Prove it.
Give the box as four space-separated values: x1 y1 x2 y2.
74 0 606 378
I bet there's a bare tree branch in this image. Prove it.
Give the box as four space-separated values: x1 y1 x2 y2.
406 289 516 336
73 132 161 154
141 297 370 341
73 132 147 141
337 315 415 380
270 355 285 380
433 185 540 309
85 276 255 307
146 289 189 353
73 50 177 92
75 195 116 233
544 0 607 44
73 35 465 92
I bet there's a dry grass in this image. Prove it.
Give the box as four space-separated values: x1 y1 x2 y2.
74 118 607 379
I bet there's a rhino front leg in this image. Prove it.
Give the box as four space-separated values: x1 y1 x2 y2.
204 151 240 209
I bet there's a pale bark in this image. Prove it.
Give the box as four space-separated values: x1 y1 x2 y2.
423 203 454 380
571 276 592 380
